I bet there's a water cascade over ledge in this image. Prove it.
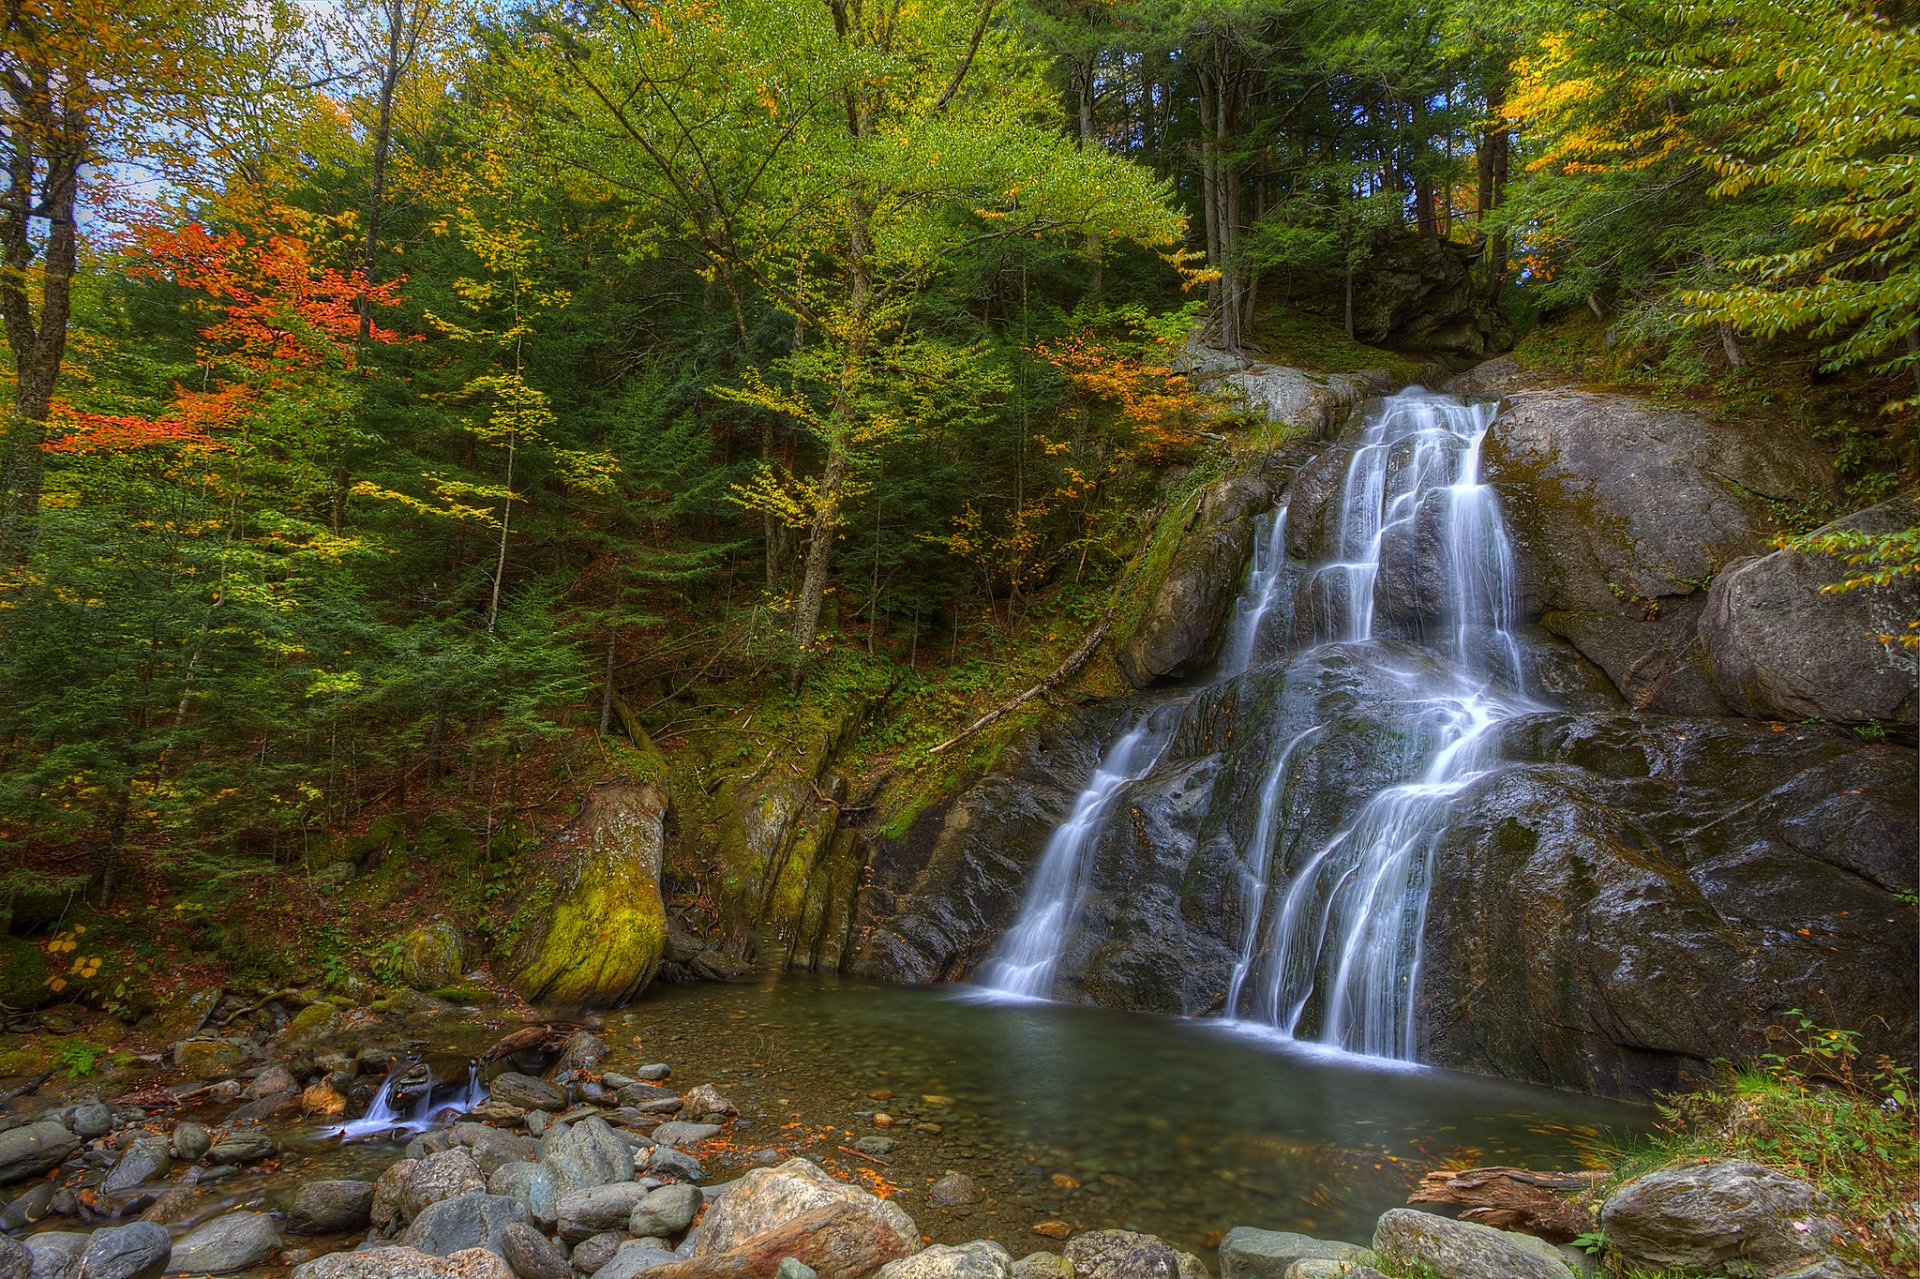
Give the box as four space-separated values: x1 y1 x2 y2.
978 390 1539 1060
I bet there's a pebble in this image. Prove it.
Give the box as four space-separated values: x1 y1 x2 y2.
873 1114 894 1128
1032 1221 1072 1240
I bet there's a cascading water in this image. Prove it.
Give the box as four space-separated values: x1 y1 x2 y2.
980 388 1539 1059
328 1060 489 1141
977 711 1176 999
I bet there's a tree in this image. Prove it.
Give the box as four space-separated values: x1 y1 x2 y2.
521 0 1189 681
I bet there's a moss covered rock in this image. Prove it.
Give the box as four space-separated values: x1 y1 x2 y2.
399 922 467 990
510 781 668 1009
0 935 50 1011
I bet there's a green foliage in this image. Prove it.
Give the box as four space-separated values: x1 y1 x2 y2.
58 1039 104 1078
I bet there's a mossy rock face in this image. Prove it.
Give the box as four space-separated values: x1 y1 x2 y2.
398 922 467 990
280 1001 341 1052
0 935 50 1011
174 1039 246 1077
511 781 669 1009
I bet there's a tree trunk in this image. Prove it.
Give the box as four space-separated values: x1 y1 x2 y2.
790 439 849 686
1076 58 1102 295
359 0 409 342
1476 77 1512 310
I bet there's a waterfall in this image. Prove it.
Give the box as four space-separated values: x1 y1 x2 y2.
327 1058 490 1141
977 712 1175 999
978 388 1538 1060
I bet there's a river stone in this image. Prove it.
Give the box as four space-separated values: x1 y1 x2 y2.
101 1136 170 1193
472 1128 539 1174
647 1157 917 1279
929 1172 983 1207
509 782 668 1008
492 1073 567 1112
74 1222 172 1279
0 1236 27 1279
1284 1264 1386 1279
289 1179 377 1234
173 1037 246 1076
629 1183 701 1237
69 1102 113 1138
25 1232 88 1279
400 921 468 989
291 1244 514 1279
0 1120 80 1184
407 1148 490 1219
539 1117 635 1194
1012 1256 1072 1279
1219 1228 1373 1279
651 1122 721 1148
167 1209 282 1274
1061 1230 1208 1279
556 1182 654 1242
400 1191 530 1257
597 1242 681 1279
488 1160 558 1229
1599 1159 1875 1278
642 1144 703 1183
171 1121 211 1161
1700 492 1920 732
207 1127 276 1164
1372 1208 1574 1279
1 1182 55 1230
498 1221 568 1279
371 1157 418 1230
682 1084 736 1118
571 1232 626 1274
876 1241 1013 1279
246 1064 298 1098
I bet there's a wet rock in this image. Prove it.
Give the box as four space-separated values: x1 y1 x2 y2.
1222 364 1386 439
289 1179 377 1234
488 1159 558 1230
1062 1230 1208 1279
70 1103 114 1138
407 1149 490 1219
510 782 668 1009
25 1231 89 1279
494 1073 568 1112
169 1121 210 1161
400 921 468 990
556 1182 655 1242
1351 233 1504 360
635 1064 671 1082
371 1159 419 1231
74 1221 172 1279
0 1236 26 1279
472 1128 540 1175
929 1173 983 1207
172 1038 246 1077
1700 493 1920 732
206 1127 277 1165
400 1190 531 1258
641 1145 703 1183
167 1209 282 1274
1 1182 55 1230
570 1231 625 1274
0 1120 79 1187
1218 1228 1373 1279
651 1122 722 1148
139 1185 207 1226
539 1117 635 1196
246 1064 298 1098
500 1221 570 1279
1372 1208 1574 1279
555 1032 611 1074
597 1242 681 1279
1599 1159 1874 1279
853 1137 897 1158
646 1157 917 1279
877 1241 1013 1279
682 1084 736 1119
1118 503 1257 689
101 1136 170 1193
1011 1256 1072 1279
775 1262 819 1279
291 1244 513 1279
628 1183 700 1237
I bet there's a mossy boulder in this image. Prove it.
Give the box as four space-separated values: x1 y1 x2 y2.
0 935 50 1011
511 781 668 1009
399 922 467 990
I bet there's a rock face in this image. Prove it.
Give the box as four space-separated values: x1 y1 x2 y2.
1600 1160 1875 1278
1222 366 1397 439
649 1157 918 1279
510 780 669 1008
1350 234 1506 361
1701 492 1920 733
1483 388 1838 714
1117 487 1260 688
1371 1209 1575 1279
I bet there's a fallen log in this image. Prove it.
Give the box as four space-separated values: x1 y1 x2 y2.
1409 1165 1606 1241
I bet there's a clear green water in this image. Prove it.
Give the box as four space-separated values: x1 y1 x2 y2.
619 974 1649 1255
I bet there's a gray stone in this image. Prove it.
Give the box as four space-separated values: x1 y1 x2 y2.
556 1182 654 1242
167 1209 282 1274
69 1103 113 1138
570 1231 625 1274
473 1128 540 1175
641 1145 703 1183
555 1032 611 1074
681 1084 735 1119
596 1242 679 1279
1010 1256 1071 1279
499 1221 570 1279
1600 1159 1876 1279
400 1191 530 1258
493 1073 568 1112
1117 511 1255 689
370 1157 418 1231
1062 1230 1209 1279
291 1244 513 1279
406 1148 489 1219
0 1235 28 1279
929 1172 983 1207
628 1183 700 1238
170 1121 211 1161
289 1179 378 1234
1219 1228 1373 1279
246 1064 298 1098
775 1262 819 1279
101 1136 170 1194
74 1222 173 1279
876 1240 1012 1279
0 1121 80 1184
1701 493 1920 731
1285 1264 1386 1279
634 1065 671 1082
661 1157 916 1279
206 1127 276 1164
852 1137 896 1158
24 1232 88 1279
649 1122 721 1149
538 1117 634 1196
489 1160 559 1230
1 1181 55 1231
1372 1208 1575 1279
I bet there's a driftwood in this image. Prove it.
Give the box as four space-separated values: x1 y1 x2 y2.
927 607 1115 757
1409 1166 1605 1241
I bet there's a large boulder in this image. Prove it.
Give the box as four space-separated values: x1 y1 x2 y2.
556 1182 655 1242
1117 504 1258 688
1371 1209 1575 1279
166 1210 281 1274
1599 1160 1875 1278
647 1157 918 1279
1221 366 1394 439
399 921 468 990
74 1223 172 1279
1484 388 1838 714
288 1179 377 1235
404 1148 489 1220
876 1242 1013 1279
1701 492 1920 733
1062 1229 1209 1279
510 782 668 1008
1218 1228 1372 1279
0 936 51 1013
399 1191 529 1258
0 1121 79 1185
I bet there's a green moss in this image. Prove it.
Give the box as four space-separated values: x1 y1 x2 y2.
1249 306 1424 382
0 935 50 1011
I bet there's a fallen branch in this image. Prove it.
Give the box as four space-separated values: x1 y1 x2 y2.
1409 1166 1605 1241
837 1144 893 1167
927 606 1114 757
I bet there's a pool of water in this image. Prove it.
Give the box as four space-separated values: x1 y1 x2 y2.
618 974 1649 1254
